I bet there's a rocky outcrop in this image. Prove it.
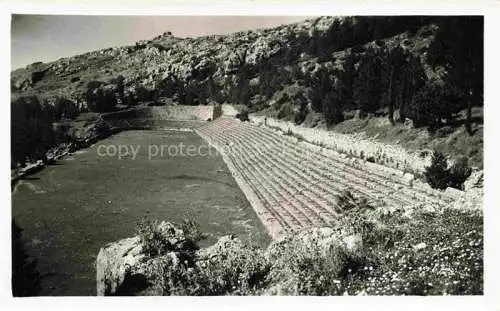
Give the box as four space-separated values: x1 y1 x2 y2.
95 222 362 296
96 220 204 295
96 237 145 296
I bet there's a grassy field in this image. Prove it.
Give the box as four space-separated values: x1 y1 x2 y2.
12 129 270 296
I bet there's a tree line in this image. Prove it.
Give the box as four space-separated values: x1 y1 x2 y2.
228 16 483 134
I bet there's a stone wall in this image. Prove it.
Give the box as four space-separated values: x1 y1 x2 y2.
252 115 431 175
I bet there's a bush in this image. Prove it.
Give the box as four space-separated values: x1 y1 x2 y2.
235 110 249 122
268 242 356 295
424 151 450 190
448 157 473 190
323 90 345 127
212 104 223 120
111 75 125 105
277 102 294 120
135 218 206 258
136 85 157 103
424 151 472 190
293 108 308 125
194 238 270 295
52 97 79 121
353 50 383 114
335 189 372 213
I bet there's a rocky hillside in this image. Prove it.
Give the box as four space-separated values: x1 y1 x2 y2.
10 17 448 106
11 16 483 170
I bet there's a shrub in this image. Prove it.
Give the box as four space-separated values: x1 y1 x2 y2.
424 151 471 190
277 102 294 120
52 97 79 121
322 90 345 127
135 85 154 103
335 189 372 213
141 255 197 295
353 50 383 114
194 238 270 295
143 236 269 296
424 151 451 190
212 104 223 120
293 108 308 125
448 157 472 190
235 110 249 122
135 218 206 258
266 231 369 295
111 75 125 105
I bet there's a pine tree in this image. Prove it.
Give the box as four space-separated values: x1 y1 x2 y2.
384 46 406 124
427 16 483 135
353 50 382 115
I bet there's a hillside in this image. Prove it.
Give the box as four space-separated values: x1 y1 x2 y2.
11 17 440 101
11 16 483 171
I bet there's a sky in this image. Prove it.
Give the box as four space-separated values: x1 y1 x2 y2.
10 15 308 70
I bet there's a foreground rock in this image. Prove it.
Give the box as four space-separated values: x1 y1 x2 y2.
96 205 483 296
96 221 363 296
96 237 145 296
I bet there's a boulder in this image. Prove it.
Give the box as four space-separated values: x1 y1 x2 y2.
402 172 415 186
96 236 145 296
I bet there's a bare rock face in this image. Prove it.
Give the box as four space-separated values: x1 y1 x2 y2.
245 36 284 66
96 236 145 296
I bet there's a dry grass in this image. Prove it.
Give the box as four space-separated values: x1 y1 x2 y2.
333 110 483 169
